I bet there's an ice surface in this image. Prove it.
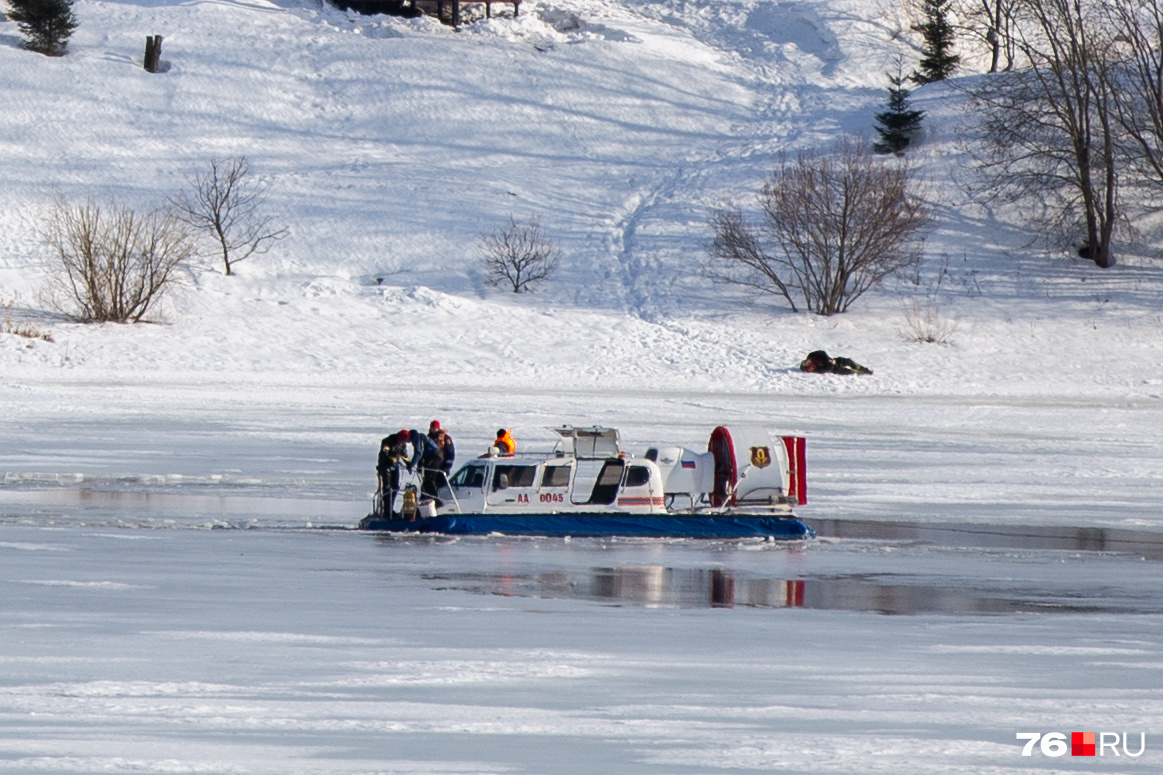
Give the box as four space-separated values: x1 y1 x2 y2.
1 527 1160 773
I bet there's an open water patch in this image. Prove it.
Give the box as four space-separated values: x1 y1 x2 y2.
422 564 1162 615
810 518 1163 559
0 484 365 528
415 519 1163 615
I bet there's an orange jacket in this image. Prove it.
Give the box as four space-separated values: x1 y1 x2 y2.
494 430 515 454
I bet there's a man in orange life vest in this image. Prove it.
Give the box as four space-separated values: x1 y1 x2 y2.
493 428 515 455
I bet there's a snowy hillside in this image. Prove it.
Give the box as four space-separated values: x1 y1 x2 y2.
1 0 1161 528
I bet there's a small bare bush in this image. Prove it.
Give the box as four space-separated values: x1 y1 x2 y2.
171 156 288 276
898 299 959 344
479 216 560 293
2 300 53 341
41 198 197 323
711 137 933 315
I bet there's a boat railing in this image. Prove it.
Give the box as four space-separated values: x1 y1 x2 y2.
370 464 462 518
431 468 462 515
484 447 570 461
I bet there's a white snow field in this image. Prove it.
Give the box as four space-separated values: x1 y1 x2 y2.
2 0 1162 771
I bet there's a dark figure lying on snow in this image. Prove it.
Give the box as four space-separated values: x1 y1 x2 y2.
799 350 873 375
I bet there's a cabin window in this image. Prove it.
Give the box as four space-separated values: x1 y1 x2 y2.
450 464 486 489
541 465 571 488
493 465 536 491
570 459 605 504
596 464 624 486
586 460 625 505
624 466 652 489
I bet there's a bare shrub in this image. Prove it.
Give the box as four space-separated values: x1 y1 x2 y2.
170 156 288 276
898 299 959 343
41 198 197 323
2 300 53 341
479 216 560 293
711 138 933 315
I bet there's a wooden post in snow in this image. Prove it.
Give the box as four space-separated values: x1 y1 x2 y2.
144 35 163 73
452 0 460 27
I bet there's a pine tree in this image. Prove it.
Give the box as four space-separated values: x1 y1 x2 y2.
874 66 926 155
7 0 78 56
912 0 959 85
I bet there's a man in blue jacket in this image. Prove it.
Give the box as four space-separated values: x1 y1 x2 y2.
407 429 442 472
409 428 445 505
428 420 456 475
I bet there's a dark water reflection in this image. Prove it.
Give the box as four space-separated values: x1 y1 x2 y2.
422 519 1163 615
811 519 1163 559
425 566 1161 615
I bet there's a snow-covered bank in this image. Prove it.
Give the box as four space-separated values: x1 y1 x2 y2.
1 0 1158 401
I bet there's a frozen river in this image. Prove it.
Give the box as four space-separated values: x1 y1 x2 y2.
1 511 1160 773
2 383 1161 772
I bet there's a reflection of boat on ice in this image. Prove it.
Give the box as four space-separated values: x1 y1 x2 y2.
443 565 808 609
359 425 814 540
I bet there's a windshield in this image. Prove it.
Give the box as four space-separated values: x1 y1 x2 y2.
449 464 486 489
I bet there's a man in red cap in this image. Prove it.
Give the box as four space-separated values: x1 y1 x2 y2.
428 420 456 476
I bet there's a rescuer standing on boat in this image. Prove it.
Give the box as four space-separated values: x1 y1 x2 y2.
428 420 456 475
407 429 443 472
408 429 445 503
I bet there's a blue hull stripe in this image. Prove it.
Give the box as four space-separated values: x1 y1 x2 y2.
359 513 814 539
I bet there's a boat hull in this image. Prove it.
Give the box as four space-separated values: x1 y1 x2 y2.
358 513 815 539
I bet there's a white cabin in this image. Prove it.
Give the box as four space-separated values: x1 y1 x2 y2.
426 424 805 517
440 425 667 515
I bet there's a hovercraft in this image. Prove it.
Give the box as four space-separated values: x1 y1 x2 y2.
358 425 813 540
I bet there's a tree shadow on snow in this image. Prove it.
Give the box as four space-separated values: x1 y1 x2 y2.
0 32 28 50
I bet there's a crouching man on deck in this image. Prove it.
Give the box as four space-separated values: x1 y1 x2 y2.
375 432 410 517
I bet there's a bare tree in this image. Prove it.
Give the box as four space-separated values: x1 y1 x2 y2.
710 138 933 316
954 0 1023 73
170 156 287 276
966 0 1119 267
1105 0 1163 199
41 198 197 323
710 208 800 311
479 216 560 293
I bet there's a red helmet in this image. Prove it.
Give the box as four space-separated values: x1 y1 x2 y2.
429 420 441 431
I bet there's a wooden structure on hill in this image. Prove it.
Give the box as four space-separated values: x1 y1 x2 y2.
331 0 519 27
